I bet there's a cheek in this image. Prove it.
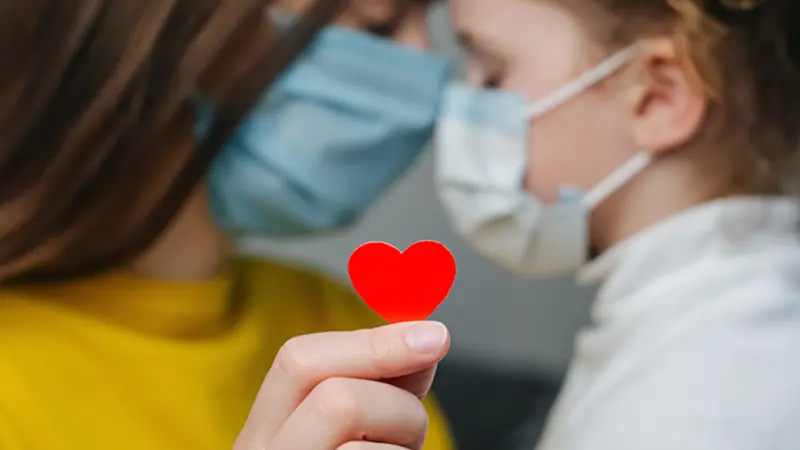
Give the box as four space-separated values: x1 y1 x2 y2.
524 93 634 202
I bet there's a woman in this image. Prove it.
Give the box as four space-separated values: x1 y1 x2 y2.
0 1 454 449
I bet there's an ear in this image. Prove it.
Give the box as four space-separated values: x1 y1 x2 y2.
625 38 708 156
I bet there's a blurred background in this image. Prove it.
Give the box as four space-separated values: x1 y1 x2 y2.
237 4 596 449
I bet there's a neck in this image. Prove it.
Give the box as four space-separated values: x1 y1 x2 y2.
590 152 730 252
129 187 230 281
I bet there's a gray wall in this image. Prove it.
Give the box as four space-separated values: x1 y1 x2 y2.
237 4 594 378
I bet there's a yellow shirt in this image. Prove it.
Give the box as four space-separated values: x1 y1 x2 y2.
0 257 453 450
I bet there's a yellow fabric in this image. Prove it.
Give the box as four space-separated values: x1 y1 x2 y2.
0 257 454 450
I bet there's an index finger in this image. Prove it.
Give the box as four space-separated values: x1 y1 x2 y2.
234 321 450 449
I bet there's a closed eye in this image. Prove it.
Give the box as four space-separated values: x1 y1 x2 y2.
457 31 505 88
483 72 502 89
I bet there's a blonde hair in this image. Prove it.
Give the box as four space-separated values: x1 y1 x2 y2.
574 0 800 193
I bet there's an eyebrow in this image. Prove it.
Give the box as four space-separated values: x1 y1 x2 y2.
455 29 502 64
455 30 481 55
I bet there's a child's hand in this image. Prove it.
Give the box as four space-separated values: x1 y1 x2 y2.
233 321 450 450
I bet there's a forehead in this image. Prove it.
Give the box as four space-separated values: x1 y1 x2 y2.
447 0 587 51
448 0 524 36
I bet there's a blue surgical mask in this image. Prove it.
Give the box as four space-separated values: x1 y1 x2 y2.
198 23 453 237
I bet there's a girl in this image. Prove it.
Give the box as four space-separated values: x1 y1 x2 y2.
437 0 800 448
0 1 454 449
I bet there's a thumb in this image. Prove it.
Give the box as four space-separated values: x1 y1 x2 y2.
385 363 438 398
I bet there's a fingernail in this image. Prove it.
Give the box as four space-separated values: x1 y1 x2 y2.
404 322 448 352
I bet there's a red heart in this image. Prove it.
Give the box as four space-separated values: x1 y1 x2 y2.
348 240 456 324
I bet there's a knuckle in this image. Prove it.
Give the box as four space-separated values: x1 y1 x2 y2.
416 401 430 434
365 332 399 376
309 378 362 428
275 335 316 378
406 396 430 435
404 401 430 449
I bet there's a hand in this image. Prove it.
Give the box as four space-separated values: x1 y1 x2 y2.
234 321 451 450
273 0 432 50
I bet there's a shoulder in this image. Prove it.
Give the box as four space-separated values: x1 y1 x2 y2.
549 248 800 449
234 255 387 330
549 297 800 449
0 291 71 448
546 335 800 450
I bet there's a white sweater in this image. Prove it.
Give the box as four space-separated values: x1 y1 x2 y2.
537 197 800 450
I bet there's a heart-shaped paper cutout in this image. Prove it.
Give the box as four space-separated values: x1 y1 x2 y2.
348 241 456 323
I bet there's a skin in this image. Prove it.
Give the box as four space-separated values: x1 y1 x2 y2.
129 3 447 449
235 321 450 450
448 0 728 251
132 1 432 282
276 0 431 49
125 3 714 446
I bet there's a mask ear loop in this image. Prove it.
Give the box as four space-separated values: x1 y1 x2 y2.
516 44 649 209
524 45 643 119
582 152 652 209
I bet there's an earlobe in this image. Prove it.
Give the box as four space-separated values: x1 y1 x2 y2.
628 38 708 156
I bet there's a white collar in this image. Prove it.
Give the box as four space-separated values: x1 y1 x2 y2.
577 197 800 316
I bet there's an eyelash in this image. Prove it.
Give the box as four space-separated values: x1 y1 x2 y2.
465 57 501 89
472 53 503 88
484 71 502 89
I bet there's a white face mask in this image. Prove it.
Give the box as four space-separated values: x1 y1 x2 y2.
434 46 651 277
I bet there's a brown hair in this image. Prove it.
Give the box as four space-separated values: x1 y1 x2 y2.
572 0 800 193
0 0 417 283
